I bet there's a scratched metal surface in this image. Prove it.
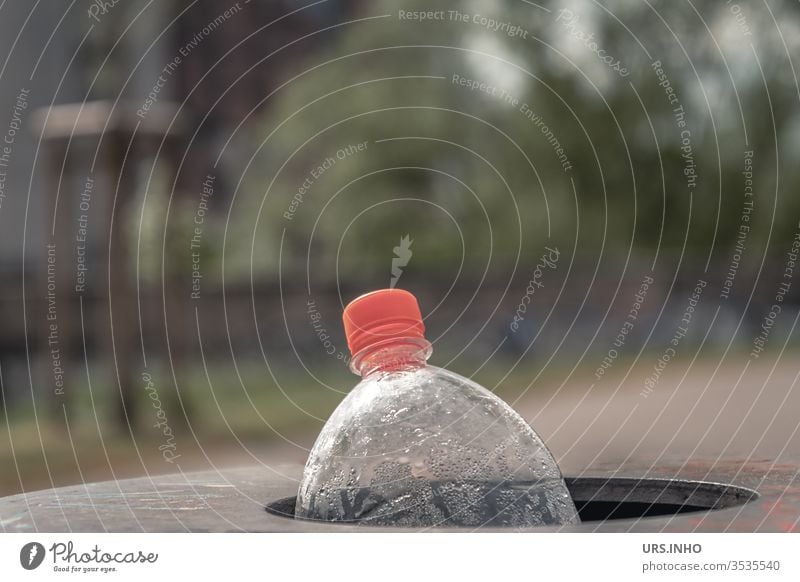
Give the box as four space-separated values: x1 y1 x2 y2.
0 459 797 532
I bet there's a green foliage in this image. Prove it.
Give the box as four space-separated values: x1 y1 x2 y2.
223 0 800 283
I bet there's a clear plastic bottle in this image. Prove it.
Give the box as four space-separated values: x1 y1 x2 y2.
295 289 579 527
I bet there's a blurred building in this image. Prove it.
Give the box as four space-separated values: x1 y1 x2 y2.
0 0 361 418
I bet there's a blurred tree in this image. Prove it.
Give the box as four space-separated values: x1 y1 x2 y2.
222 0 800 286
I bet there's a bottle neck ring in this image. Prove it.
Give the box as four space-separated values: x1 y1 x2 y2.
349 337 432 377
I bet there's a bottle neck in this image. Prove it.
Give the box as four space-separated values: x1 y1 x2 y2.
350 337 432 377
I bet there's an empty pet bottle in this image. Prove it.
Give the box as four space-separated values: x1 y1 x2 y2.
296 289 579 527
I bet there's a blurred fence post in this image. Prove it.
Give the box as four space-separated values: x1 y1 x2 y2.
32 101 184 432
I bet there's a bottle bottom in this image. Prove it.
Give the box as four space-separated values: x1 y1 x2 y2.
298 478 580 527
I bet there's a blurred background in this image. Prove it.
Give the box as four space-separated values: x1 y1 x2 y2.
1 0 799 497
